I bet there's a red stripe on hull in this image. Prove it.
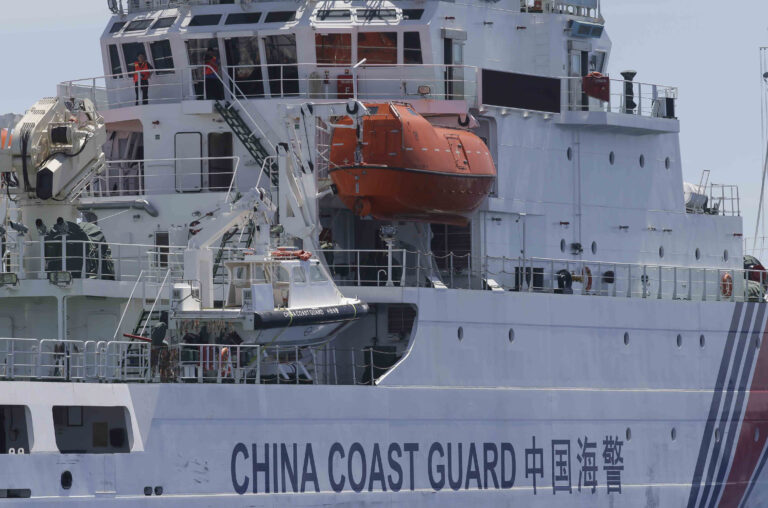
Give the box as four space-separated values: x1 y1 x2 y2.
718 318 768 507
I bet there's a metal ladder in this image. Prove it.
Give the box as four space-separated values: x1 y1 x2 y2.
212 218 256 281
214 100 278 189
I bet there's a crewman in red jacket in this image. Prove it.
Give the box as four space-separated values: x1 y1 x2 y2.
133 53 154 105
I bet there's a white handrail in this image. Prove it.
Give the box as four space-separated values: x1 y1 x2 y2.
140 268 171 338
113 270 144 340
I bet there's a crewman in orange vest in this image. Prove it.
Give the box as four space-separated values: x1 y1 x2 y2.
133 53 154 105
203 47 223 100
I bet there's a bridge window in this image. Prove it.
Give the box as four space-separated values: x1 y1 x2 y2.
152 17 177 30
403 9 425 20
226 12 262 25
125 19 153 32
404 32 423 64
265 11 297 23
109 21 126 34
316 33 352 66
108 45 123 78
122 42 147 75
154 232 169 268
150 40 174 74
317 9 351 21
52 406 131 454
224 36 264 97
358 32 397 65
264 34 299 96
0 406 31 455
189 14 222 27
357 9 398 21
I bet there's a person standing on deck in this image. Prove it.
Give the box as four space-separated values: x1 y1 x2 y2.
133 53 153 105
203 47 223 100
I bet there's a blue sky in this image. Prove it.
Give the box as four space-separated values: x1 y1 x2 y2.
2 0 768 244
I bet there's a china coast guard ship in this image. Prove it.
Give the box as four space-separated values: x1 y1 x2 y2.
0 0 763 506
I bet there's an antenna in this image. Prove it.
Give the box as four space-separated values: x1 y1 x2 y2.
754 47 768 253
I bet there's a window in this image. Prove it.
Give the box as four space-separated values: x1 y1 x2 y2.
276 266 290 283
186 38 219 84
357 32 397 65
404 32 422 64
207 132 233 191
265 11 296 23
431 224 471 271
0 406 31 455
125 19 153 32
264 34 299 96
109 21 126 33
150 40 174 74
317 9 351 20
403 9 424 20
310 265 328 283
357 9 398 21
189 14 222 27
226 12 262 25
52 406 131 454
224 37 263 97
108 45 123 78
315 33 352 66
292 267 306 284
121 42 146 75
152 17 176 29
154 232 169 268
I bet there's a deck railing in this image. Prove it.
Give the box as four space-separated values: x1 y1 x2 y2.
0 339 401 386
57 63 480 111
563 76 678 119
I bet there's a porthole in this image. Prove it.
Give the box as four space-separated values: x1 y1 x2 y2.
665 157 671 170
756 427 761 442
676 334 682 348
639 154 645 168
591 241 597 255
700 335 706 348
626 428 632 442
659 246 665 258
560 239 566 253
508 329 515 343
458 327 464 341
623 332 630 346
61 471 72 490
671 428 677 441
723 250 729 262
695 248 701 261
567 147 573 161
609 151 615 165
715 428 721 443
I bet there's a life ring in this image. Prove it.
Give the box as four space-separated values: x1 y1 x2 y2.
298 250 312 261
721 272 733 298
587 71 603 78
582 266 593 292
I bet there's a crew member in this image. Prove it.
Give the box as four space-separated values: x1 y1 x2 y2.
133 53 153 105
203 48 223 100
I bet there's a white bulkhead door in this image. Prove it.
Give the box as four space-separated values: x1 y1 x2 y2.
175 132 203 192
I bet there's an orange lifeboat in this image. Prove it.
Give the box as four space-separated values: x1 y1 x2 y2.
329 103 496 226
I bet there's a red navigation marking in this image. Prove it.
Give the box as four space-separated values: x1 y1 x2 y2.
719 317 768 507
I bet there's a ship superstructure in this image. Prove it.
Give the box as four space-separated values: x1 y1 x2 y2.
0 0 763 506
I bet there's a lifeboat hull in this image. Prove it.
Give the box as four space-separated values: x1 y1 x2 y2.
329 103 497 225
330 165 495 225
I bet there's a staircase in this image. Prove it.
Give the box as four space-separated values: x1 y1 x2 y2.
133 309 164 338
214 100 278 188
212 219 256 281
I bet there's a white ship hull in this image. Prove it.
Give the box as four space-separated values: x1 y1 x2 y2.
1 290 767 507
